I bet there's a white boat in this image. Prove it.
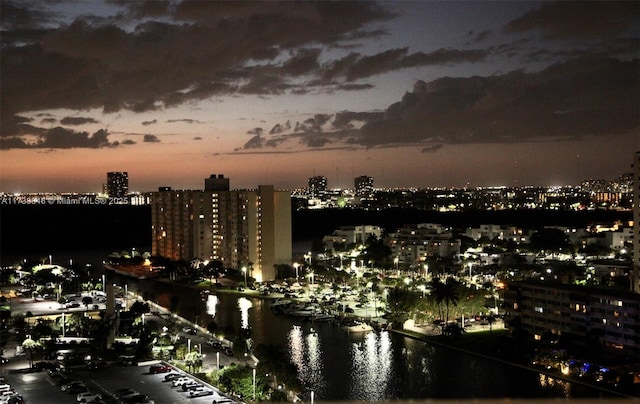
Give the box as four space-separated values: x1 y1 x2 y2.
343 321 373 333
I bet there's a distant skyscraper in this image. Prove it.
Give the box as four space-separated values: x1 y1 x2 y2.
354 175 374 197
308 176 327 198
633 151 640 293
106 172 128 197
151 176 291 281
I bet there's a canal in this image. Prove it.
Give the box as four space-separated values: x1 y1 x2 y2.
121 276 614 401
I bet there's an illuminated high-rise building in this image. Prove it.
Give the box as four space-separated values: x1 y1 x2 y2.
106 172 128 197
151 176 291 281
354 175 374 197
633 151 640 293
307 176 327 198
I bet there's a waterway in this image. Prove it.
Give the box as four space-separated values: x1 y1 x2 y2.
120 276 615 401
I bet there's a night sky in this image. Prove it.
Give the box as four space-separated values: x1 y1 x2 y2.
1 1 638 192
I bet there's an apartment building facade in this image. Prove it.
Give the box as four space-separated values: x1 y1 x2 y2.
504 280 640 355
151 178 291 281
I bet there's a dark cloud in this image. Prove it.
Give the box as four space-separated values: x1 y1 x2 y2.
399 48 488 68
350 57 639 148
504 1 639 40
193 136 202 140
0 127 120 149
60 116 99 126
244 57 638 153
142 119 157 126
321 48 488 82
332 111 384 129
40 118 57 125
1 1 394 135
143 134 160 143
167 119 201 124
474 30 491 42
242 134 265 149
281 48 322 76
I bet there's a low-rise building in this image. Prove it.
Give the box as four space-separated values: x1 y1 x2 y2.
504 280 640 355
388 223 460 264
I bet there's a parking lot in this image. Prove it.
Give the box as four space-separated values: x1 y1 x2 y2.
2 360 232 404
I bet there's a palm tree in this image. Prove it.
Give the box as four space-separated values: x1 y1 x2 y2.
430 278 460 330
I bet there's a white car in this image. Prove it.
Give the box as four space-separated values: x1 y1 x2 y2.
189 388 213 397
172 377 191 387
77 392 102 402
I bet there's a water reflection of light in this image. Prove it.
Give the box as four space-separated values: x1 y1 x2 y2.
206 295 219 317
288 325 325 397
238 297 253 329
349 331 392 400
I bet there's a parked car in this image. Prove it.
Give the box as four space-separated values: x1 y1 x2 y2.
149 364 171 374
61 381 85 392
114 388 138 399
77 392 102 402
121 394 151 403
189 388 214 397
182 327 197 335
163 373 182 381
33 361 57 371
181 381 202 391
172 377 192 387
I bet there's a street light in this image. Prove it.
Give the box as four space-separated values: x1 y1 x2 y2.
424 264 429 280
394 257 399 275
242 266 247 287
252 368 256 400
293 263 299 281
216 351 220 371
102 274 105 293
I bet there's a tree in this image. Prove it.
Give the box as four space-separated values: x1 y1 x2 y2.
361 235 392 267
385 286 420 329
22 337 41 368
130 301 150 317
430 278 460 327
529 228 572 257
184 351 202 373
81 296 93 309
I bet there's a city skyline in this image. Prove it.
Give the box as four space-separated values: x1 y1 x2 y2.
1 1 639 193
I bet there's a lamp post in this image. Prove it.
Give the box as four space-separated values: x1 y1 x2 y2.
252 368 256 400
216 351 220 371
102 274 105 293
424 264 429 280
188 338 191 353
293 263 299 282
394 257 399 276
242 266 247 287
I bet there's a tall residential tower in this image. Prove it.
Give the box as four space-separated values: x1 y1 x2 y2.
633 151 640 293
106 172 128 197
150 176 291 281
